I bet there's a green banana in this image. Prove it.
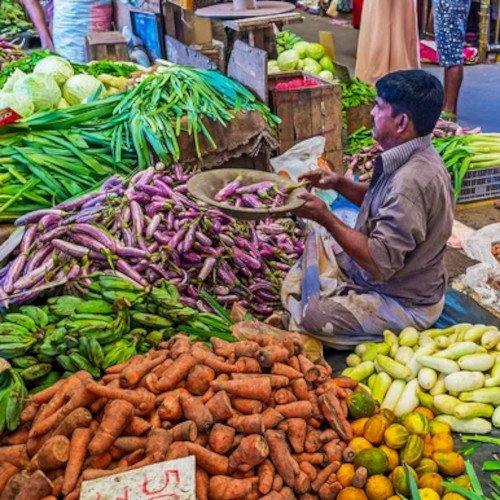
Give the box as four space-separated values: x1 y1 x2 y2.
29 371 61 394
3 313 38 332
71 313 115 322
101 290 143 303
11 356 39 369
56 355 78 372
75 299 114 314
0 341 35 359
132 312 172 328
88 338 104 367
18 363 52 382
5 372 27 431
20 305 49 328
144 330 163 346
0 323 31 337
0 382 13 434
98 275 142 291
70 353 100 377
48 296 84 316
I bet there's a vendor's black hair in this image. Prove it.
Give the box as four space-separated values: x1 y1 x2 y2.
376 70 444 136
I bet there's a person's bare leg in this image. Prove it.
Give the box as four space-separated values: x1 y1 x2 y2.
443 65 463 116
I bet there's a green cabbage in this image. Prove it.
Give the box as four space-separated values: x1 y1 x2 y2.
13 73 61 111
306 43 325 61
2 69 26 92
57 98 70 109
293 41 309 59
319 56 334 72
296 60 305 70
34 56 74 86
277 49 300 71
267 60 280 74
319 70 334 81
63 74 103 105
303 60 322 75
0 91 34 118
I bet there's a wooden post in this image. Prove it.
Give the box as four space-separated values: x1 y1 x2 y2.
478 0 491 62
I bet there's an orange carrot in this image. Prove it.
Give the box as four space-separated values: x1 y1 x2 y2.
145 428 172 460
61 428 91 496
205 390 234 422
318 478 342 500
52 408 92 437
275 401 313 419
322 441 342 463
168 335 191 359
157 388 187 420
294 453 326 466
86 384 154 416
51 474 64 497
287 356 301 372
155 353 197 392
307 391 322 418
123 416 151 436
171 421 198 442
291 378 309 401
31 436 70 472
0 463 18 494
235 357 261 373
20 401 40 424
304 429 322 454
294 470 311 495
271 363 303 379
89 396 108 415
208 475 258 500
1 425 29 446
228 414 264 435
165 442 189 461
286 418 307 454
231 398 262 415
185 364 216 396
318 392 352 442
228 434 269 473
85 452 113 469
208 424 235 455
180 393 213 432
274 389 297 405
299 461 317 482
26 433 51 459
121 448 145 466
259 491 283 500
232 373 289 389
104 355 141 374
30 380 64 405
196 467 209 500
82 452 161 481
210 337 234 358
120 353 166 388
258 345 290 368
113 437 147 453
13 470 52 500
272 473 283 491
0 444 29 469
265 430 299 488
257 459 275 495
234 341 260 358
88 399 135 456
191 345 237 374
311 460 340 492
319 430 338 443
261 408 284 430
332 376 357 389
185 443 229 475
211 378 271 402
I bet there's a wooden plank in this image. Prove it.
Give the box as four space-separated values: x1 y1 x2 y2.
322 84 342 172
223 11 302 31
294 88 312 142
248 28 265 48
165 35 218 69
310 87 323 140
273 88 294 153
227 40 268 103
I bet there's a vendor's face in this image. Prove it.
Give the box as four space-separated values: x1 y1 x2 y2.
371 97 399 150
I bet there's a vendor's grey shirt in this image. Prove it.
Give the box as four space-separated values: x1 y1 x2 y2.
347 134 454 307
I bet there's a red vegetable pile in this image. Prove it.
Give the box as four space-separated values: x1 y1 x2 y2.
273 78 320 91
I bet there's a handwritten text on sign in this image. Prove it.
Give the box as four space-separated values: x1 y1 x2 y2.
80 456 196 500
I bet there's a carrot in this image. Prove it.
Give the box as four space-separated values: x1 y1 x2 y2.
272 473 283 492
0 444 29 469
168 334 191 359
0 471 25 500
299 461 317 482
145 428 172 460
311 460 340 492
261 408 284 430
180 393 213 432
259 491 283 500
211 378 271 402
31 435 70 471
58 380 96 421
265 430 299 488
231 398 262 415
271 363 303 379
208 424 235 455
150 410 162 429
152 358 174 378
1 425 29 446
297 355 321 381
208 475 258 500
30 380 65 405
26 433 51 459
228 414 264 434
87 384 154 416
274 389 297 405
85 452 113 469
351 466 368 488
52 408 92 437
234 341 260 358
120 353 166 388
304 430 322 454
294 470 311 495
257 459 275 495
286 418 307 453
211 337 234 358
20 401 40 424
185 442 229 475
113 437 147 453
165 441 189 461
46 468 63 481
287 355 301 372
41 497 57 500
232 373 289 389
308 391 322 418
13 470 52 500
155 353 197 392
51 476 64 499
105 355 141 374
185 364 216 396
123 416 151 436
258 345 290 368
205 390 234 422
294 453 326 466
171 421 198 442
192 345 237 374
291 378 309 401
196 467 209 500
318 478 342 500
318 392 352 442
275 401 313 419
228 434 269 473
89 397 108 415
332 376 357 389
319 429 338 443
0 463 18 494
121 448 145 466
61 428 91 496
322 441 342 463
88 399 135 456
158 388 187 420
235 356 261 373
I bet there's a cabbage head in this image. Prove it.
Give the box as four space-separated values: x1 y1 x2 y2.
296 59 305 70
277 49 299 71
319 56 334 72
0 91 34 118
63 74 103 105
57 98 70 109
303 60 322 75
293 41 309 59
319 70 334 81
34 56 74 86
306 43 325 61
13 73 61 111
267 60 280 74
2 69 26 92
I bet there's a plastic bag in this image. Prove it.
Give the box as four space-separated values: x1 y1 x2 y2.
447 220 476 250
463 263 500 311
462 223 500 268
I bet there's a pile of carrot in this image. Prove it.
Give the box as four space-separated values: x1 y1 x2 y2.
0 334 360 500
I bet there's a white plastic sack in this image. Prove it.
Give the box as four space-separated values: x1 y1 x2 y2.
463 263 500 311
462 223 500 268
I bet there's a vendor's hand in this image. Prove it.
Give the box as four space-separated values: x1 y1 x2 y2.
293 192 330 225
298 169 340 190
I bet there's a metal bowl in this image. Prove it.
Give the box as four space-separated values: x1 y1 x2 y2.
187 169 305 221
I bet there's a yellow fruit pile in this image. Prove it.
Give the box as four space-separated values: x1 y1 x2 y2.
347 407 472 500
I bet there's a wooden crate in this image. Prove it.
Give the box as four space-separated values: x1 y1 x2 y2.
85 32 129 61
191 39 225 71
346 103 373 135
269 72 342 171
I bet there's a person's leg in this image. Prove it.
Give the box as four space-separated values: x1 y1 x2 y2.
443 65 463 115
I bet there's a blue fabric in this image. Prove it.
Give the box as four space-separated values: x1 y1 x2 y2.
433 0 472 67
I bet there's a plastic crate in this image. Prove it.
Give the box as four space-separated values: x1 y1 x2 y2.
457 165 500 203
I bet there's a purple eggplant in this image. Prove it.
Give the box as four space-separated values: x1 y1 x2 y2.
235 181 274 195
146 214 162 240
214 176 242 201
20 225 38 253
4 254 28 293
116 246 148 259
12 258 55 291
52 239 89 258
15 209 65 227
199 257 216 282
167 228 187 250
216 294 238 303
116 260 147 286
71 223 116 251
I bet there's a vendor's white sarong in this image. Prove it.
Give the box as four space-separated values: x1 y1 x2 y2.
282 227 444 349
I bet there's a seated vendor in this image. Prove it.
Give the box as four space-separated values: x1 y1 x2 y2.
291 69 454 348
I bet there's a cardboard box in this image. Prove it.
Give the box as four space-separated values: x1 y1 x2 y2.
181 10 213 45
